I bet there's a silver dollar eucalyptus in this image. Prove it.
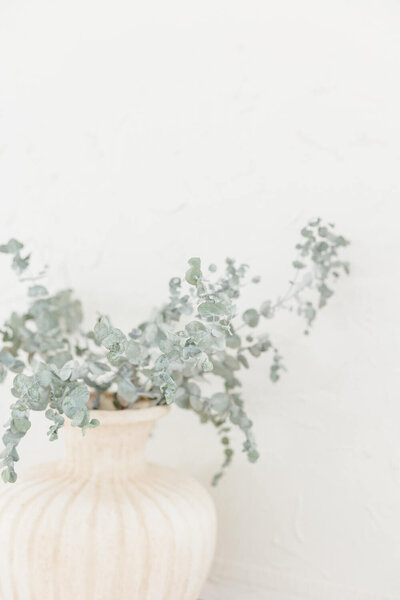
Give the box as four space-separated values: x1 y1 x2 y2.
0 220 350 484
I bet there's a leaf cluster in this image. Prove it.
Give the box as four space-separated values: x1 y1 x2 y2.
0 220 350 484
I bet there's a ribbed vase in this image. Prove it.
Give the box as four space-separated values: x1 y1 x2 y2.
0 405 217 600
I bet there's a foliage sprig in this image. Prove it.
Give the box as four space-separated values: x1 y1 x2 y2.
0 219 350 484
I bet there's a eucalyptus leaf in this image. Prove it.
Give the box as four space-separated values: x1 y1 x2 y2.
242 309 259 328
0 239 23 254
210 393 230 413
94 316 112 344
12 416 31 434
185 257 202 285
198 302 226 320
28 285 48 297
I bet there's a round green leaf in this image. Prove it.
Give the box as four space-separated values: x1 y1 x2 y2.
242 309 259 328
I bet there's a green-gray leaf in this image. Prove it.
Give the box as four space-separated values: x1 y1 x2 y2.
210 393 230 413
28 285 48 297
185 257 202 285
242 309 259 328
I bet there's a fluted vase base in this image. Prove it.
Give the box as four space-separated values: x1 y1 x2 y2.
0 406 217 600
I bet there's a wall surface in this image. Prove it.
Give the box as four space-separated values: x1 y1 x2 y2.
1 0 400 598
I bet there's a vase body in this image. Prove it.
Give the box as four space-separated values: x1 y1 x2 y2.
0 406 216 600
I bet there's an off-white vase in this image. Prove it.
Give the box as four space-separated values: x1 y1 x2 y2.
0 405 216 600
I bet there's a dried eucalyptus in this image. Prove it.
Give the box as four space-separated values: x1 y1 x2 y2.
0 219 350 484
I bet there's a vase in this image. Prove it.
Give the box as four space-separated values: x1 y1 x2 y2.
0 405 217 600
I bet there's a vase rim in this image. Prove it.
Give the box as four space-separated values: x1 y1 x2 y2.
89 404 170 426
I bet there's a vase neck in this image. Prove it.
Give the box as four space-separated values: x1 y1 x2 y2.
61 406 169 479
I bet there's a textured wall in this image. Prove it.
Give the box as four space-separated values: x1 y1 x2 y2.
1 0 400 598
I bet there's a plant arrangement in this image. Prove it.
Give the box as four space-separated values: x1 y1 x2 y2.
0 220 350 485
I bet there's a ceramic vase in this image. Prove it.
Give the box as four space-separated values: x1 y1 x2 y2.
0 405 216 600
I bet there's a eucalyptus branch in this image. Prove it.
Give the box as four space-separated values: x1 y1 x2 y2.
0 218 350 485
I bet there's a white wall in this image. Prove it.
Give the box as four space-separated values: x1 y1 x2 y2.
1 1 400 598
